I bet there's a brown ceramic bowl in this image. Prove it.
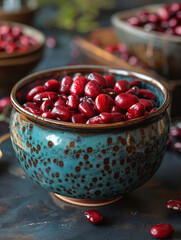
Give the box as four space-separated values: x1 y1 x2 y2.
111 4 181 80
0 21 45 93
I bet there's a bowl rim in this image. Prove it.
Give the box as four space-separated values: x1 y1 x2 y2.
0 20 45 59
10 65 170 130
111 3 181 43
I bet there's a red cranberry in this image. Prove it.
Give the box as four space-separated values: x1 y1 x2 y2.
12 26 22 38
66 94 79 109
33 92 58 103
114 79 130 94
5 43 17 53
158 6 170 21
71 113 87 124
104 45 118 53
127 17 141 26
87 72 107 88
84 80 102 98
41 112 55 119
130 79 142 88
168 18 178 28
46 36 57 48
167 138 173 148
54 98 66 107
94 94 112 113
166 199 181 212
44 79 59 92
126 86 140 96
78 102 95 118
86 116 101 124
111 105 121 113
175 25 181 36
22 102 39 111
51 106 71 121
59 76 72 94
104 75 116 88
0 97 12 112
111 112 126 122
103 88 117 99
80 96 94 106
115 93 139 110
84 210 103 224
170 2 181 12
99 112 113 123
170 127 181 139
40 99 53 113
150 223 174 239
72 73 82 81
139 98 154 111
139 89 157 101
127 103 145 119
26 86 45 102
70 76 87 96
24 107 40 115
59 94 68 102
0 25 11 35
148 13 159 23
173 142 181 152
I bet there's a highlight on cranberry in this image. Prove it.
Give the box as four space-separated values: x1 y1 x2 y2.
22 72 158 124
166 199 181 212
150 223 174 239
126 2 181 36
0 24 38 54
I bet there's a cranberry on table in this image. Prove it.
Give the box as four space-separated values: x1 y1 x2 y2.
150 223 174 239
166 199 181 212
84 210 103 224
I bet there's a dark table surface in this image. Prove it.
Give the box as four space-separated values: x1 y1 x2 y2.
0 6 181 240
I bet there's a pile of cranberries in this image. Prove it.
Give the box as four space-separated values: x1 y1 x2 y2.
0 24 38 54
22 72 158 124
127 2 181 36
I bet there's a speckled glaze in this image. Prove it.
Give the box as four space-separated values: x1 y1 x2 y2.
10 66 170 203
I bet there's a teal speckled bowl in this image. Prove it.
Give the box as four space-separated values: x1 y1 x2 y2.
10 65 170 206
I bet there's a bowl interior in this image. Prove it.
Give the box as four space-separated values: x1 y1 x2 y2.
0 21 45 59
11 65 169 130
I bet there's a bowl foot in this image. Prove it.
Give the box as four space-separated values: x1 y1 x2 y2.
52 193 123 207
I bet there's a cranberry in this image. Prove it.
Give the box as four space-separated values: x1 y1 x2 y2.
158 6 170 21
168 18 178 28
0 97 12 112
54 98 66 107
115 93 139 110
66 94 79 109
114 79 130 94
84 80 102 98
130 79 142 88
26 86 45 102
71 113 87 124
148 13 159 23
33 92 58 103
44 79 59 92
84 210 103 224
72 73 82 81
166 199 181 212
150 223 174 239
175 25 181 36
80 96 94 106
59 76 72 94
51 106 71 121
139 89 157 101
104 75 116 88
41 112 55 119
12 26 22 38
170 127 181 139
103 88 117 99
59 93 68 102
86 116 101 124
173 142 181 152
46 36 57 48
104 45 118 53
99 112 113 123
126 86 140 96
70 76 87 96
127 17 141 26
139 98 154 111
111 112 126 122
87 72 107 88
40 99 53 113
78 102 95 118
167 138 173 148
24 107 40 115
22 102 39 111
95 94 112 113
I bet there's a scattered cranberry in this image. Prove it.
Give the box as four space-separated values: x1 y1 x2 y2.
166 199 181 212
127 2 181 37
46 36 57 49
170 127 181 139
22 72 158 124
0 24 38 54
0 97 12 113
150 223 174 239
173 142 181 152
84 210 103 224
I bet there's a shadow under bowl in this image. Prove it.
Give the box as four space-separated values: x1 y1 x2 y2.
10 65 170 206
111 4 181 80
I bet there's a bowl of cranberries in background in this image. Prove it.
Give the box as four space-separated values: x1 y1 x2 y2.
0 21 45 93
111 2 181 79
10 65 170 206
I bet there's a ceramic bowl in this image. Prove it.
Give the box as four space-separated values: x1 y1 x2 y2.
10 65 170 206
0 21 45 93
111 4 181 80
